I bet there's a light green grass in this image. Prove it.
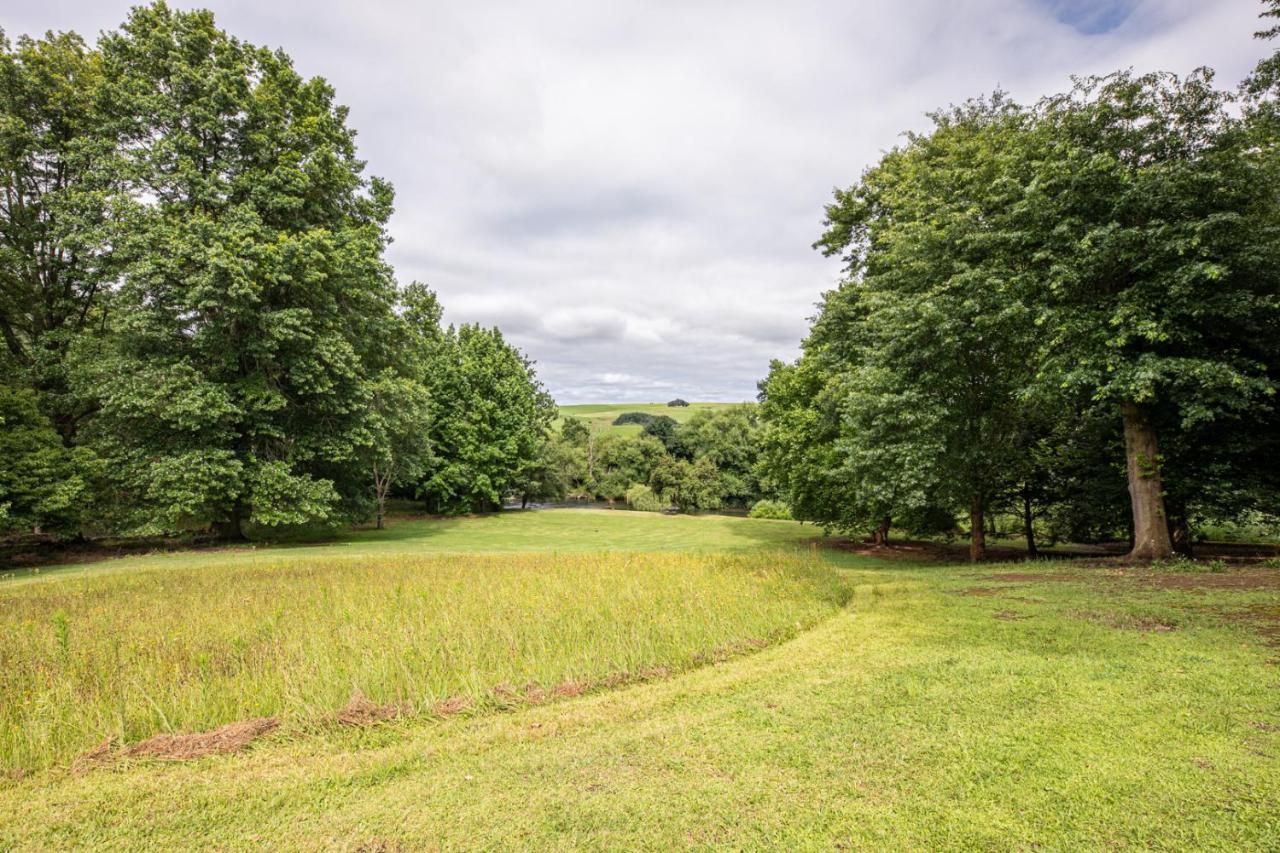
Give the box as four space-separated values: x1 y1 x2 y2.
557 401 743 435
1 511 1279 848
0 509 819 588
0 545 846 773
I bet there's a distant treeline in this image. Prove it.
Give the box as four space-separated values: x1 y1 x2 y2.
523 406 768 514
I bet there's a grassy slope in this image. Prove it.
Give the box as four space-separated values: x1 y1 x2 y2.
2 513 1279 848
557 401 744 436
0 510 814 588
0 514 836 772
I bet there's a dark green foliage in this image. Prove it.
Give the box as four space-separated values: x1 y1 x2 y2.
68 3 402 536
0 30 113 441
593 434 667 501
506 439 573 506
667 398 689 407
641 415 681 454
0 386 94 535
560 416 591 445
764 57 1280 558
362 372 432 528
0 4 555 540
676 405 763 505
612 412 656 427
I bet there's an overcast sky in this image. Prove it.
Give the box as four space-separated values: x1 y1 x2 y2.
6 0 1274 403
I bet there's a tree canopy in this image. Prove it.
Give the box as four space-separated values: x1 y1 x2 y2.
0 3 555 539
763 64 1280 560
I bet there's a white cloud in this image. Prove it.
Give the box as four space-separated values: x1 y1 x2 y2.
8 0 1272 402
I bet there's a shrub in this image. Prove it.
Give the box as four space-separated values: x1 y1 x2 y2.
612 412 656 427
667 398 689 407
748 499 793 520
650 457 721 513
625 483 663 512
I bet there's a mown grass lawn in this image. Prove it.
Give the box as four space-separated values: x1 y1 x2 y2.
2 510 1279 849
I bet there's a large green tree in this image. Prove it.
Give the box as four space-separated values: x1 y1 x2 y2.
767 65 1280 562
1022 70 1280 559
416 322 556 513
0 29 114 440
591 433 667 501
80 3 400 536
773 96 1039 560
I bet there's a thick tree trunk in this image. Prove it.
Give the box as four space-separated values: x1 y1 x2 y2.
969 494 986 563
375 504 385 530
1022 487 1038 558
1121 401 1173 562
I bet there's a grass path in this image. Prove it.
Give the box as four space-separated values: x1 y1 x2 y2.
3 549 1278 849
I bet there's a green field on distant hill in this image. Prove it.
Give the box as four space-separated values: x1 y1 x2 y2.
557 402 747 436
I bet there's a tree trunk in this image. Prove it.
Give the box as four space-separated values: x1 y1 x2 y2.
373 462 388 530
876 515 891 546
1121 401 1173 562
1166 499 1192 557
969 494 986 563
213 503 246 541
1022 486 1038 558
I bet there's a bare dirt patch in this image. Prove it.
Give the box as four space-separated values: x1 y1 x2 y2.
334 693 405 726
430 696 471 716
551 680 588 699
993 610 1031 621
1218 605 1280 646
986 572 1081 583
1072 610 1176 632
70 737 116 773
1141 572 1280 592
125 717 278 760
956 586 1006 596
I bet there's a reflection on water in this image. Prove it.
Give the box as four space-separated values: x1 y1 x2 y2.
503 499 749 517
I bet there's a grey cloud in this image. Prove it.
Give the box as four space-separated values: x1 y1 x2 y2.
6 0 1271 404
